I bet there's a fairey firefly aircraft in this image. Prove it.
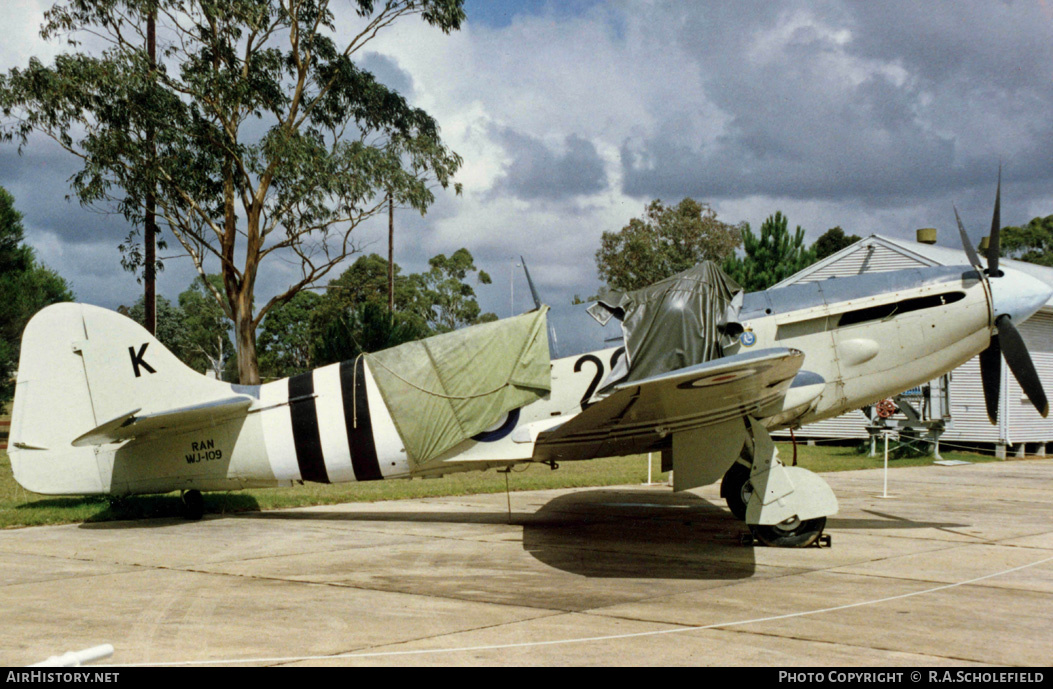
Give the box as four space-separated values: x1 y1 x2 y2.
8 182 1052 547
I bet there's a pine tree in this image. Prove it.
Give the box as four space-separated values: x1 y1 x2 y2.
724 212 814 291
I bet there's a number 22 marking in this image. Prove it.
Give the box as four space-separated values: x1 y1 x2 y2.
573 348 626 411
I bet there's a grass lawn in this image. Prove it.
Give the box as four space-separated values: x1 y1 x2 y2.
0 439 1004 529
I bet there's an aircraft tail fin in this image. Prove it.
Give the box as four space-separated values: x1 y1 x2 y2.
9 303 236 494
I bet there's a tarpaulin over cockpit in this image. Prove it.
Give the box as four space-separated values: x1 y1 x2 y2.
588 262 743 385
364 308 552 467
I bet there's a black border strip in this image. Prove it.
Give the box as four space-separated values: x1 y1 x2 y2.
288 371 330 484
339 358 383 481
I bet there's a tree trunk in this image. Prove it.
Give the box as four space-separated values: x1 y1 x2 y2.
143 9 157 335
388 192 394 313
234 287 260 385
144 199 156 334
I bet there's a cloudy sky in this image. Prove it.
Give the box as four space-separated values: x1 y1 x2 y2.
2 0 1052 354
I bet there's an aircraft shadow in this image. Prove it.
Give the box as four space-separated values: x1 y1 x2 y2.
518 488 758 579
237 488 761 580
76 492 969 577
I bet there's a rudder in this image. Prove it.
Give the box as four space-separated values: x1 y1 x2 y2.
9 303 233 494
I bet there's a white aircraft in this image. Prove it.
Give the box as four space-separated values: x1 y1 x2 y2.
8 183 1051 547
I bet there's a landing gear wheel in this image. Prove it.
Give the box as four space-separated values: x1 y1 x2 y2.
751 516 827 548
720 462 753 521
180 490 204 520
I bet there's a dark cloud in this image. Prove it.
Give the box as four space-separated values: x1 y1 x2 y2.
848 3 1053 90
0 136 141 247
491 127 607 200
621 2 1053 206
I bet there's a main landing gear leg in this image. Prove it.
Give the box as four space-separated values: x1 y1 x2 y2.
722 419 838 547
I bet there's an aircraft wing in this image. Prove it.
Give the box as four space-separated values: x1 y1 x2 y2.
71 395 255 447
533 348 804 462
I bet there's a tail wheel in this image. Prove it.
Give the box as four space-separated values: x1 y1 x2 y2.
751 516 827 548
720 462 753 521
180 490 204 520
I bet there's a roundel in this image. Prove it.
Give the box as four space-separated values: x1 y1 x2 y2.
471 408 521 442
740 330 757 347
676 368 758 389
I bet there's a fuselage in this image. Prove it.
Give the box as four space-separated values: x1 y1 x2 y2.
210 264 1005 490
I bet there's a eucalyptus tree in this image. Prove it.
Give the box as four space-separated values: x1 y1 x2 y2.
178 274 233 379
811 226 861 262
1001 215 1053 267
0 0 465 383
596 198 743 292
419 248 496 332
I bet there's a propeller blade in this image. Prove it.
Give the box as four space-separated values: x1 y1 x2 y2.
520 255 543 310
987 168 1002 276
996 314 1049 417
954 205 984 271
520 256 560 357
979 336 1002 424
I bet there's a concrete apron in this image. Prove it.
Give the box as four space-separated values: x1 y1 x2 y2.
0 459 1050 666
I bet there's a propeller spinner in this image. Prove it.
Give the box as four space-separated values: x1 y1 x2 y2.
956 173 1052 422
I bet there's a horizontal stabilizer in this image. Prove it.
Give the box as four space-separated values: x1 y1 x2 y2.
72 395 254 447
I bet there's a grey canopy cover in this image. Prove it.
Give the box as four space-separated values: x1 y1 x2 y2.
588 262 743 384
364 307 552 467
